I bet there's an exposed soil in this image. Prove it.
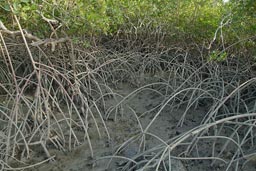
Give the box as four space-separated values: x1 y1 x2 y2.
3 77 256 171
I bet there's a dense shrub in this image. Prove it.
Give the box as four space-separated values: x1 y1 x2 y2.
0 0 255 52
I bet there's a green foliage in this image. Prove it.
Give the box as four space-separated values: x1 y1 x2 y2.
1 0 255 53
209 50 227 62
0 1 222 36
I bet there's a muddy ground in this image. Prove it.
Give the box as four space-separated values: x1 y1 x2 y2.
4 80 256 171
